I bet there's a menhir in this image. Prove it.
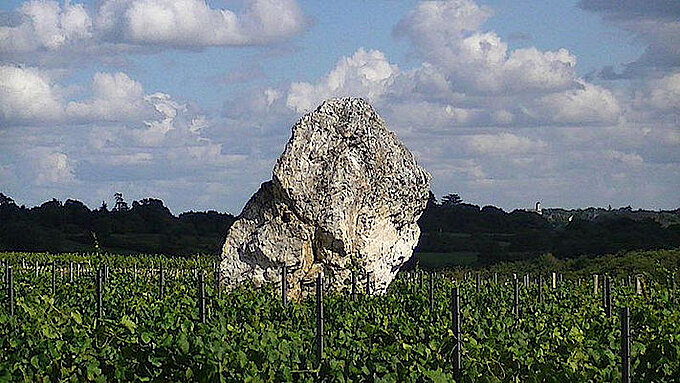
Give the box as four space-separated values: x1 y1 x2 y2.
220 97 430 298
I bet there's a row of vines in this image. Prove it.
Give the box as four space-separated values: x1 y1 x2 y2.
1 250 679 382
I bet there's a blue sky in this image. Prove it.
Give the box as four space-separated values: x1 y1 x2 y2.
1 0 678 213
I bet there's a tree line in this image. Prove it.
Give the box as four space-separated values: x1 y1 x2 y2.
0 193 235 255
1 192 679 263
416 192 680 264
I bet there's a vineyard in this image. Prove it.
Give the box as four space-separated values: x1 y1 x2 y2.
1 250 679 382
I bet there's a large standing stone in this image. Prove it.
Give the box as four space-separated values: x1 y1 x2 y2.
220 98 430 298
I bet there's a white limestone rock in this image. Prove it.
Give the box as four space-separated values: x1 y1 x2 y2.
220 98 430 298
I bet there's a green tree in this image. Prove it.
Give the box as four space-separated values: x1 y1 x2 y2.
0 193 15 206
113 192 129 212
441 193 462 208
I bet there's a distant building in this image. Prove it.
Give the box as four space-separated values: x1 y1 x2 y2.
527 201 542 215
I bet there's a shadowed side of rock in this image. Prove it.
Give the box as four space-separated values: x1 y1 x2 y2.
219 181 318 299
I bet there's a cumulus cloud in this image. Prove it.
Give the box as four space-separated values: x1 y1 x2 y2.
286 48 398 113
0 65 64 125
0 0 306 58
530 82 621 125
268 0 669 210
99 0 305 47
0 0 92 53
0 67 264 212
66 72 158 123
394 0 578 94
1 65 160 126
285 44 620 129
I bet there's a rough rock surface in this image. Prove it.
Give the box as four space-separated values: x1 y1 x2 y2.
220 98 430 298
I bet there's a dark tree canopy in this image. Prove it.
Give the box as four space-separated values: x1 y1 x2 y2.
441 193 462 208
0 193 236 256
1 191 678 264
416 192 680 265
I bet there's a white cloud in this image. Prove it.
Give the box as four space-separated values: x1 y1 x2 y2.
530 81 621 125
0 70 264 212
634 72 680 112
394 0 493 40
0 0 306 59
112 0 305 47
0 0 92 53
431 159 487 181
0 65 64 125
66 72 157 122
1 66 163 126
387 63 455 103
467 133 547 155
286 48 398 113
32 150 76 185
384 101 480 131
394 0 578 94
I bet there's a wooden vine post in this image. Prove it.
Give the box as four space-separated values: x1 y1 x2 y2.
605 276 612 318
158 265 165 299
351 270 357 302
366 272 371 297
621 307 630 383
198 271 206 323
513 277 519 318
429 271 434 321
96 267 103 319
601 275 607 312
281 264 288 307
552 272 556 289
7 265 14 316
214 268 221 299
316 274 324 369
451 287 461 381
51 262 56 295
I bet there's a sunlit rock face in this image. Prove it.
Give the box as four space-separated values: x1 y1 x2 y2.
220 97 430 298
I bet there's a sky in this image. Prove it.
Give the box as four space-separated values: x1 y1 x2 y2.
1 0 678 214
